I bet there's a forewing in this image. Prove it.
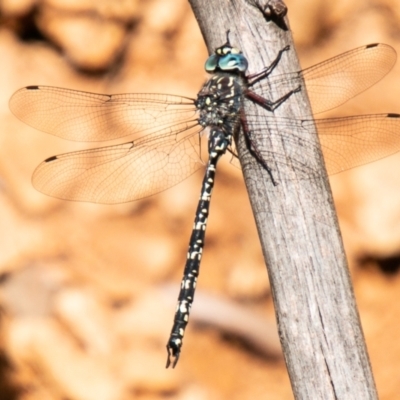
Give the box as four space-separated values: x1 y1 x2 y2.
255 43 396 114
32 124 203 203
9 86 197 142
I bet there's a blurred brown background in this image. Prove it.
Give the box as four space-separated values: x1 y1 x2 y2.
1 0 400 399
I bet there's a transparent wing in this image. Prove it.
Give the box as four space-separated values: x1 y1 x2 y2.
32 124 203 203
9 86 197 142
243 113 400 180
316 113 400 174
255 43 397 114
228 143 242 169
10 44 396 144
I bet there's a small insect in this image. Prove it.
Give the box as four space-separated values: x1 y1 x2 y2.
10 32 400 368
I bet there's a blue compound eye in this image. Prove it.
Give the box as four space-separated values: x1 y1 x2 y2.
204 50 248 73
205 54 219 72
218 53 248 72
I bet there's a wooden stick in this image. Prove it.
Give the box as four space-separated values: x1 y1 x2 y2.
188 0 378 398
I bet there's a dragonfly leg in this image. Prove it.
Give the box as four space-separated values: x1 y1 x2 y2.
240 109 278 186
247 45 290 86
245 85 301 112
166 128 230 368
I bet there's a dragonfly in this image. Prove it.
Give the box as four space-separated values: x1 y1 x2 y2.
9 33 400 368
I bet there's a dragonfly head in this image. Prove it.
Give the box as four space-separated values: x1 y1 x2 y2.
205 31 248 74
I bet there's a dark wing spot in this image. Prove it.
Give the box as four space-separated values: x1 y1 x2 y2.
44 155 58 162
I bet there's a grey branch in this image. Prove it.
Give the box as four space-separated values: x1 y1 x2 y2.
188 0 378 398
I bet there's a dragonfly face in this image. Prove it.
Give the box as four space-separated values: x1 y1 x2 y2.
204 40 248 73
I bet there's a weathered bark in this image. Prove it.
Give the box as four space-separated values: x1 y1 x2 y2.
188 0 378 398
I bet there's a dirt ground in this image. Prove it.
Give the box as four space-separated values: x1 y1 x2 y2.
1 0 400 399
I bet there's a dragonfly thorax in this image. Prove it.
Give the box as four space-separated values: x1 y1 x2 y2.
195 73 244 132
